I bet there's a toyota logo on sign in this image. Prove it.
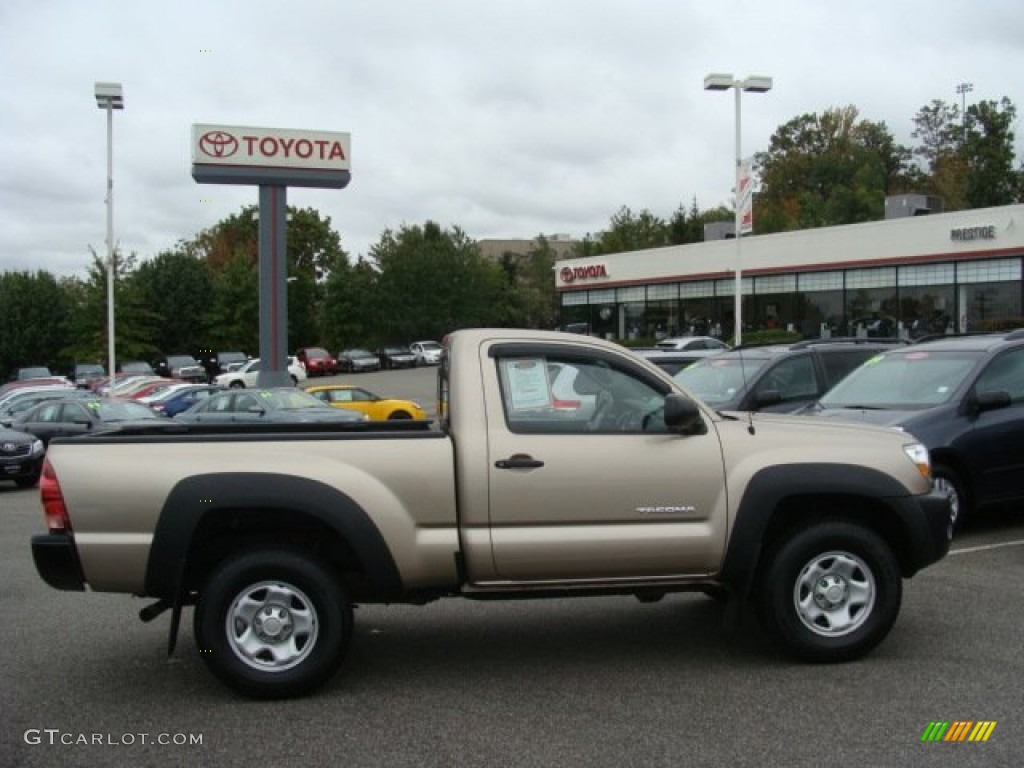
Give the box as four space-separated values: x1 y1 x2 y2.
199 130 239 159
560 267 575 283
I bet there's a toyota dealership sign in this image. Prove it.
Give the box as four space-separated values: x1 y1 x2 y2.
191 124 351 188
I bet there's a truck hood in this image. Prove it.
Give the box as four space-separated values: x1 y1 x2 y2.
718 408 912 436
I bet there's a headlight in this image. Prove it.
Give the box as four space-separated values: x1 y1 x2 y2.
904 442 931 480
31 439 45 456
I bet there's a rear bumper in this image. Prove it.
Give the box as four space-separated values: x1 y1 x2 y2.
31 534 86 591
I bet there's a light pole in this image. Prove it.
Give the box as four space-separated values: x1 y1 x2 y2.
956 82 973 145
704 73 772 346
95 82 123 379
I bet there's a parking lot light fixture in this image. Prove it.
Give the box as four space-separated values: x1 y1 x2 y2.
704 73 773 346
95 82 124 378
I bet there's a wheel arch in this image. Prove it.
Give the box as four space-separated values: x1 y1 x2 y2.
144 473 404 604
720 464 924 603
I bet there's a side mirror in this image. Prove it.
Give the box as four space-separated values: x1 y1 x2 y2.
663 393 707 435
974 390 1011 413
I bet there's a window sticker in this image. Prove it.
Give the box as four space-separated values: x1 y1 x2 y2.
502 358 552 411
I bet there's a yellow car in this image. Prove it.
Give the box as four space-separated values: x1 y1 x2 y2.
305 384 427 421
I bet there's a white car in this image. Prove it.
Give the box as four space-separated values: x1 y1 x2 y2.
215 357 307 388
409 340 443 366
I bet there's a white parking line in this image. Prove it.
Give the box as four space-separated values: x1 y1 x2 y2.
948 538 1024 556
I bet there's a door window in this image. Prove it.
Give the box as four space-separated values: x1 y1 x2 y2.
496 354 671 434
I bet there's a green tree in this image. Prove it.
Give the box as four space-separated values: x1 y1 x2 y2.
320 257 378 352
755 106 914 232
132 250 215 354
61 251 161 369
911 96 1020 210
367 221 506 343
591 206 670 254
206 251 260 355
0 270 70 379
668 198 733 244
965 98 1019 208
182 205 350 350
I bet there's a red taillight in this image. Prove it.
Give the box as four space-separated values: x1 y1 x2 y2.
40 459 71 534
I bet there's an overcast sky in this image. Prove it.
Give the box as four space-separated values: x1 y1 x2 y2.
2 0 1022 278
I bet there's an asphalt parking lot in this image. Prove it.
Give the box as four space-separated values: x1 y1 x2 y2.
2 364 1022 767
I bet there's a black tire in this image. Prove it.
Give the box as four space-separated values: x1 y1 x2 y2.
229 380 245 389
932 463 969 534
291 375 299 386
756 521 901 663
194 549 352 699
388 410 411 420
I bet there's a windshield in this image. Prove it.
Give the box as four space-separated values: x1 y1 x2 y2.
819 350 981 408
266 390 330 410
93 401 162 421
419 342 441 351
167 356 199 367
673 356 772 405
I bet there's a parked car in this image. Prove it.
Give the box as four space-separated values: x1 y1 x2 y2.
654 335 731 353
409 340 443 366
806 331 1024 530
11 366 53 381
153 354 207 383
107 376 176 400
69 363 106 389
375 346 417 370
214 358 308 389
13 398 166 446
0 377 73 400
295 347 338 377
306 384 428 421
0 425 46 487
635 337 731 375
337 348 381 373
118 361 156 376
0 388 95 427
195 351 249 382
145 384 224 417
673 338 904 414
0 382 75 412
174 387 366 424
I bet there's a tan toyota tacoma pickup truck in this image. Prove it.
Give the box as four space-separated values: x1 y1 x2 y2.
31 329 952 698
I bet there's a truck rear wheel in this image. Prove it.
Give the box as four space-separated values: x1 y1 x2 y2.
756 522 901 662
194 549 352 699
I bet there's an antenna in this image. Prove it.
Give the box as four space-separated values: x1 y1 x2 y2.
735 339 755 435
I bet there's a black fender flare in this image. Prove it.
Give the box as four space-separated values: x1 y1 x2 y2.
719 463 917 604
144 472 403 602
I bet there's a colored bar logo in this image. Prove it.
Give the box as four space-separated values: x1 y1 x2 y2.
921 721 997 742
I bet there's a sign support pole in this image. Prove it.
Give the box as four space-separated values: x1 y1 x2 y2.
257 185 290 387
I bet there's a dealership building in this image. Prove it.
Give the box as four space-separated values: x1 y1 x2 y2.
554 203 1024 341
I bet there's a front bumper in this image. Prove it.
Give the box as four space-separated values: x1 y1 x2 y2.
1 454 43 482
31 534 86 591
895 489 953 575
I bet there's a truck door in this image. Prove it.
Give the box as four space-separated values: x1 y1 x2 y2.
483 343 728 583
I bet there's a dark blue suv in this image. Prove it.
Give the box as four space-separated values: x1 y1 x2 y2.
807 331 1024 531
672 338 902 414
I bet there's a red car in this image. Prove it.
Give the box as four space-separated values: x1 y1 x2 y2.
295 347 337 377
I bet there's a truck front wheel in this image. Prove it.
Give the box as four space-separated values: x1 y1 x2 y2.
756 522 901 662
194 549 352 699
